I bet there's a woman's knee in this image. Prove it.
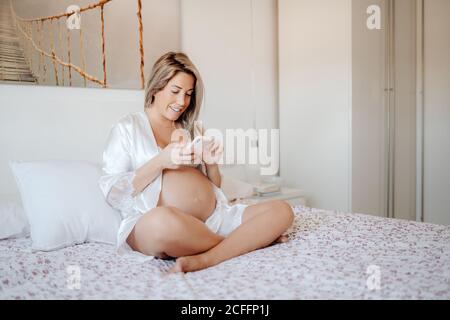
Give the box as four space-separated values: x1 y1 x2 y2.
145 207 191 243
140 207 184 240
269 200 294 224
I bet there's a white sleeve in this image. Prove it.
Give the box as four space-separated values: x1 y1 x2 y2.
98 124 136 213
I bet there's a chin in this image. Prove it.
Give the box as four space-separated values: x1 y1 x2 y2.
167 112 185 122
167 114 181 121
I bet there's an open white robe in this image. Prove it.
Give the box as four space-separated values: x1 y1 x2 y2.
98 111 228 259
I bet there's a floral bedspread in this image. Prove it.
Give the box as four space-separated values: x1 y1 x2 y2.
1 206 449 299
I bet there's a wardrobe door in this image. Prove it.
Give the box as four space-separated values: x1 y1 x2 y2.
422 0 450 225
352 0 388 217
352 0 418 220
392 0 417 221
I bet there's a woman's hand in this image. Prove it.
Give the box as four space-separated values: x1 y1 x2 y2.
158 142 201 170
199 137 223 188
201 137 223 165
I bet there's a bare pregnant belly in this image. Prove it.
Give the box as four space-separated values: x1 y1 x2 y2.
157 167 216 221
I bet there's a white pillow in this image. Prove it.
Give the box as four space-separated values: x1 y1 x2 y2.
9 160 121 251
0 196 29 239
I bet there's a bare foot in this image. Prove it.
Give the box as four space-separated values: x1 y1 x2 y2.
169 254 211 273
168 236 289 273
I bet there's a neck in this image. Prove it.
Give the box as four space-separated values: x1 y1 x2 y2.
146 107 175 128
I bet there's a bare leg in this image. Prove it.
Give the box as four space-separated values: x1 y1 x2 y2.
170 200 294 273
127 206 224 258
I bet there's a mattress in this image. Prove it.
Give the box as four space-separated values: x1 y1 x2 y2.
1 206 449 299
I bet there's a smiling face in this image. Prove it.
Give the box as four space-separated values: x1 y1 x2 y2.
152 72 195 122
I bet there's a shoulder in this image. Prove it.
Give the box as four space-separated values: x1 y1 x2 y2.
115 111 144 128
112 111 146 135
105 112 144 151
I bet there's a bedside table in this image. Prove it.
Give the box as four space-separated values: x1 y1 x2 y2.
232 188 307 206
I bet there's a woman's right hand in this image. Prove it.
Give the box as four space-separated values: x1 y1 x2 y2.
158 142 200 170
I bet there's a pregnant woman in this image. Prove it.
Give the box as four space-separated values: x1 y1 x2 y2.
99 52 294 273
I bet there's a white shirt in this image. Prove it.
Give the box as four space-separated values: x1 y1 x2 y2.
98 111 228 259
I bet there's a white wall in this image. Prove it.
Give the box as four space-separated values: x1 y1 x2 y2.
423 0 450 225
279 0 352 211
180 0 278 182
0 84 143 197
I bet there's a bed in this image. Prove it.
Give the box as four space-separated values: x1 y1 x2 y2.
1 205 449 299
1 85 449 300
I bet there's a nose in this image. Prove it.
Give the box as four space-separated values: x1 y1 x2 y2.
176 93 185 106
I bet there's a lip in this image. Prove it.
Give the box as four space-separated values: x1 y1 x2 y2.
169 105 183 113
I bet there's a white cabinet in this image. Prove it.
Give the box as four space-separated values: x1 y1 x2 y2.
352 0 450 225
352 0 417 220
422 0 450 225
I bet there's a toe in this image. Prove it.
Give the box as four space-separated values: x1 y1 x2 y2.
168 259 185 274
276 235 289 243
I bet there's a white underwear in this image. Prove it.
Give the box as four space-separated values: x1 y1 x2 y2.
204 201 248 237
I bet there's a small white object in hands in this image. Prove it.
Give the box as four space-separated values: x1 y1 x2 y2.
184 136 214 156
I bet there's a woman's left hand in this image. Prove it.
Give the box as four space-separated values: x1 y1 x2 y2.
201 137 223 165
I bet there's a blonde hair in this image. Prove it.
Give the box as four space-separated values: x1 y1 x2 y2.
145 52 204 137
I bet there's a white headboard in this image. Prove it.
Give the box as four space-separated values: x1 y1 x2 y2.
0 84 144 197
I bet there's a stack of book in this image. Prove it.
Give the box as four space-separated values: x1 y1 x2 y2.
254 183 281 197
